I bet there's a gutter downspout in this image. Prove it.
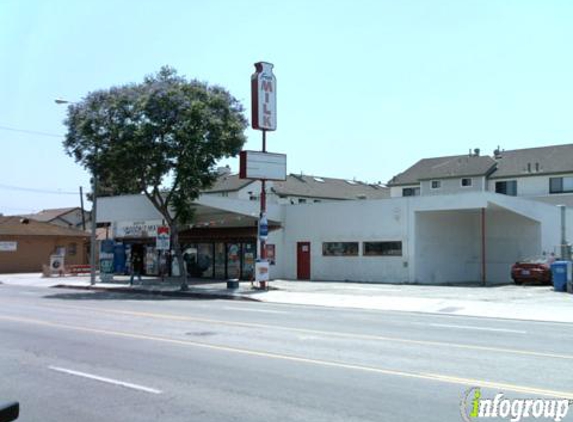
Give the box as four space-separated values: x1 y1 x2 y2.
481 207 486 286
558 204 568 260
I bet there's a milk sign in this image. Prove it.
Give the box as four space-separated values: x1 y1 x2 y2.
251 62 277 131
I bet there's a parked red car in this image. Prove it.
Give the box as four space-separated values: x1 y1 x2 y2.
511 257 553 285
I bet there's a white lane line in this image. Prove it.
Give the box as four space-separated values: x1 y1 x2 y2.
222 306 288 314
427 323 527 334
48 366 162 394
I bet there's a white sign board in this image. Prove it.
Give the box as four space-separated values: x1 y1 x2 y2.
255 260 270 282
251 62 277 131
0 241 17 252
114 220 162 238
156 226 171 250
239 151 287 181
156 235 170 250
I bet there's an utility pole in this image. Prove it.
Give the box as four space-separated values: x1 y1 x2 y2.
79 186 86 231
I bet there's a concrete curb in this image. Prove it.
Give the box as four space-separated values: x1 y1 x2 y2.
51 284 262 302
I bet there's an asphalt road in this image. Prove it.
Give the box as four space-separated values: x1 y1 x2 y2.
1 284 573 422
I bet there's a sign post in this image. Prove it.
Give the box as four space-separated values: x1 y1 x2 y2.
250 61 277 289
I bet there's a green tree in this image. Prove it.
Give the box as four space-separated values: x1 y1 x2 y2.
63 67 248 289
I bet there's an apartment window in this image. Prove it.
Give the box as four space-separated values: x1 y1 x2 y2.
550 177 573 194
298 198 307 204
322 242 359 256
431 180 441 189
461 178 473 187
402 187 420 197
495 180 517 196
363 241 402 256
221 192 229 197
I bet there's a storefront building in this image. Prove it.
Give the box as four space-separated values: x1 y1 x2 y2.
98 188 572 285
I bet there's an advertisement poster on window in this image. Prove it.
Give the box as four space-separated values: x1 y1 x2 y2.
265 244 276 265
255 260 270 282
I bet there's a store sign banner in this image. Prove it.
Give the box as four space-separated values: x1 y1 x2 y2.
0 241 17 252
115 220 162 238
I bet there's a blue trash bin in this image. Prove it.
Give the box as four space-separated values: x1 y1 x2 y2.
551 261 569 292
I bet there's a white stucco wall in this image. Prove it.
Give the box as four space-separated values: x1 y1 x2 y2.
279 199 411 282
390 185 418 198
487 173 573 197
420 177 486 196
414 210 481 284
484 207 541 283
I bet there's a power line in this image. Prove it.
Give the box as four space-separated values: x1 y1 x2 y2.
0 125 63 138
0 183 80 195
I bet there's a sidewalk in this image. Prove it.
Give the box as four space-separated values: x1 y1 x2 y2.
2 273 573 324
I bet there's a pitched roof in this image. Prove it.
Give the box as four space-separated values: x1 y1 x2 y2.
490 144 573 179
272 174 389 200
204 173 389 200
388 155 498 186
20 207 81 223
204 175 255 193
0 217 89 237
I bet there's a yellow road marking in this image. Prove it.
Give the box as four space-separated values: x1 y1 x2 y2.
1 313 572 399
41 303 573 362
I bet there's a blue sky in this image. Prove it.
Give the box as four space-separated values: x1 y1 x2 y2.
2 0 573 214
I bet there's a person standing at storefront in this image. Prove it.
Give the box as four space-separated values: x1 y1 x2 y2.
130 252 143 285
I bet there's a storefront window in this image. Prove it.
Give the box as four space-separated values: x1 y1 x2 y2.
322 242 359 256
182 245 198 277
197 243 214 278
227 243 241 279
242 243 256 279
214 243 226 279
363 241 402 256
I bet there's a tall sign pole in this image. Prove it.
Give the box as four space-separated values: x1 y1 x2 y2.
251 62 277 289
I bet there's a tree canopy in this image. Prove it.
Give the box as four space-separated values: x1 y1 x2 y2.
63 66 248 287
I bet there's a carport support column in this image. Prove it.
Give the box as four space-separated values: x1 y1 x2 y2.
481 207 486 286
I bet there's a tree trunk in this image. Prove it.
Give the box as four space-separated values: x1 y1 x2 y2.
171 223 189 291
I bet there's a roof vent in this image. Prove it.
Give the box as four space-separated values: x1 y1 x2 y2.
20 218 30 224
313 177 325 183
473 148 480 156
346 180 358 185
493 146 502 158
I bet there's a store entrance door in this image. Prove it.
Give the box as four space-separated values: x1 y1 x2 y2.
297 242 311 280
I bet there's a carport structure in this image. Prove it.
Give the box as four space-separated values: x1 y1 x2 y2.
413 193 561 285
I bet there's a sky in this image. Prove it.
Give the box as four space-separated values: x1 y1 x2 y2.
2 0 573 215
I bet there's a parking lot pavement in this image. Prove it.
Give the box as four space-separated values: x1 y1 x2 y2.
2 273 573 323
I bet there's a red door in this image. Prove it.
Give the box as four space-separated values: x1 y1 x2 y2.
297 242 311 280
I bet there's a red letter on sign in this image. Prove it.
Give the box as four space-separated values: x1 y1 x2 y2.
261 80 273 92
